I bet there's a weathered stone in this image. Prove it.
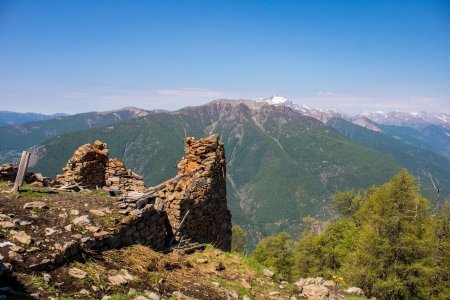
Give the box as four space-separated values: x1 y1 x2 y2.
68 268 87 279
23 201 48 210
45 227 56 236
263 268 275 278
12 231 32 245
301 284 329 300
89 209 105 217
0 221 14 228
72 215 91 225
108 274 128 285
345 287 364 295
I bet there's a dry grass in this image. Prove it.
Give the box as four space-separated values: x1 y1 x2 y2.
103 245 165 273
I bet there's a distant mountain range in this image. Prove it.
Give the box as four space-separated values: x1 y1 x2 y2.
1 97 449 244
0 110 68 125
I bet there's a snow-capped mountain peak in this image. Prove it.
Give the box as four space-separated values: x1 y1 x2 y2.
257 95 290 105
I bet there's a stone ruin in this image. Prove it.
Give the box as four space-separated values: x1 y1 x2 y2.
54 134 231 250
56 140 146 192
147 134 232 250
0 134 232 272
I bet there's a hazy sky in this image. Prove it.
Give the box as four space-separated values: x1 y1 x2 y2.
1 0 449 114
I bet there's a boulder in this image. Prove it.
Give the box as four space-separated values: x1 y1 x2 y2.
345 287 364 295
301 284 329 300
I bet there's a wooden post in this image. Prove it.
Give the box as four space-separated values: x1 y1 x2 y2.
12 151 31 192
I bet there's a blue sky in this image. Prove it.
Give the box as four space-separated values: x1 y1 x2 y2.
0 0 449 114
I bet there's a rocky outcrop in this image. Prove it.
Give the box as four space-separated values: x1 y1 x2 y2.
56 140 146 192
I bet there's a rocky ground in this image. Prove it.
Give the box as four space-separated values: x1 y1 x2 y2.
0 182 368 300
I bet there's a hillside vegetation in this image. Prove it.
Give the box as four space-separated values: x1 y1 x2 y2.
250 170 450 300
327 117 450 201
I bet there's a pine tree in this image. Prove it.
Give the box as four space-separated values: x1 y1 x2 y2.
427 202 450 299
231 224 248 253
253 232 294 280
344 170 432 299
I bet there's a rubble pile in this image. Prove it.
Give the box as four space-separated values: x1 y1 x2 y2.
0 163 52 186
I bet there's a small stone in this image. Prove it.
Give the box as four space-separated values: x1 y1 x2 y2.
108 274 127 285
215 262 226 271
64 224 73 231
196 258 208 264
10 245 24 252
89 209 105 217
133 297 149 300
8 250 23 262
263 268 274 278
23 201 48 209
120 269 134 281
345 287 364 295
19 220 32 226
146 291 160 300
79 289 90 296
30 292 40 299
172 291 194 300
86 226 100 233
43 273 51 283
243 296 251 300
68 267 87 279
12 231 32 245
0 221 14 228
101 296 111 300
72 215 91 225
70 209 80 216
241 279 251 289
45 227 56 236
0 214 11 220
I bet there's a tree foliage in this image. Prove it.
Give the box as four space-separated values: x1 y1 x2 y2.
251 170 450 300
253 232 294 280
231 224 248 253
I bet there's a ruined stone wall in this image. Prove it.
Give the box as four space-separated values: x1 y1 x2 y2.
24 203 169 271
56 140 146 192
56 140 109 188
147 135 232 251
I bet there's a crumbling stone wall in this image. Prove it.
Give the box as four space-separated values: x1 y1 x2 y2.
147 135 232 251
56 140 146 192
56 140 109 188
